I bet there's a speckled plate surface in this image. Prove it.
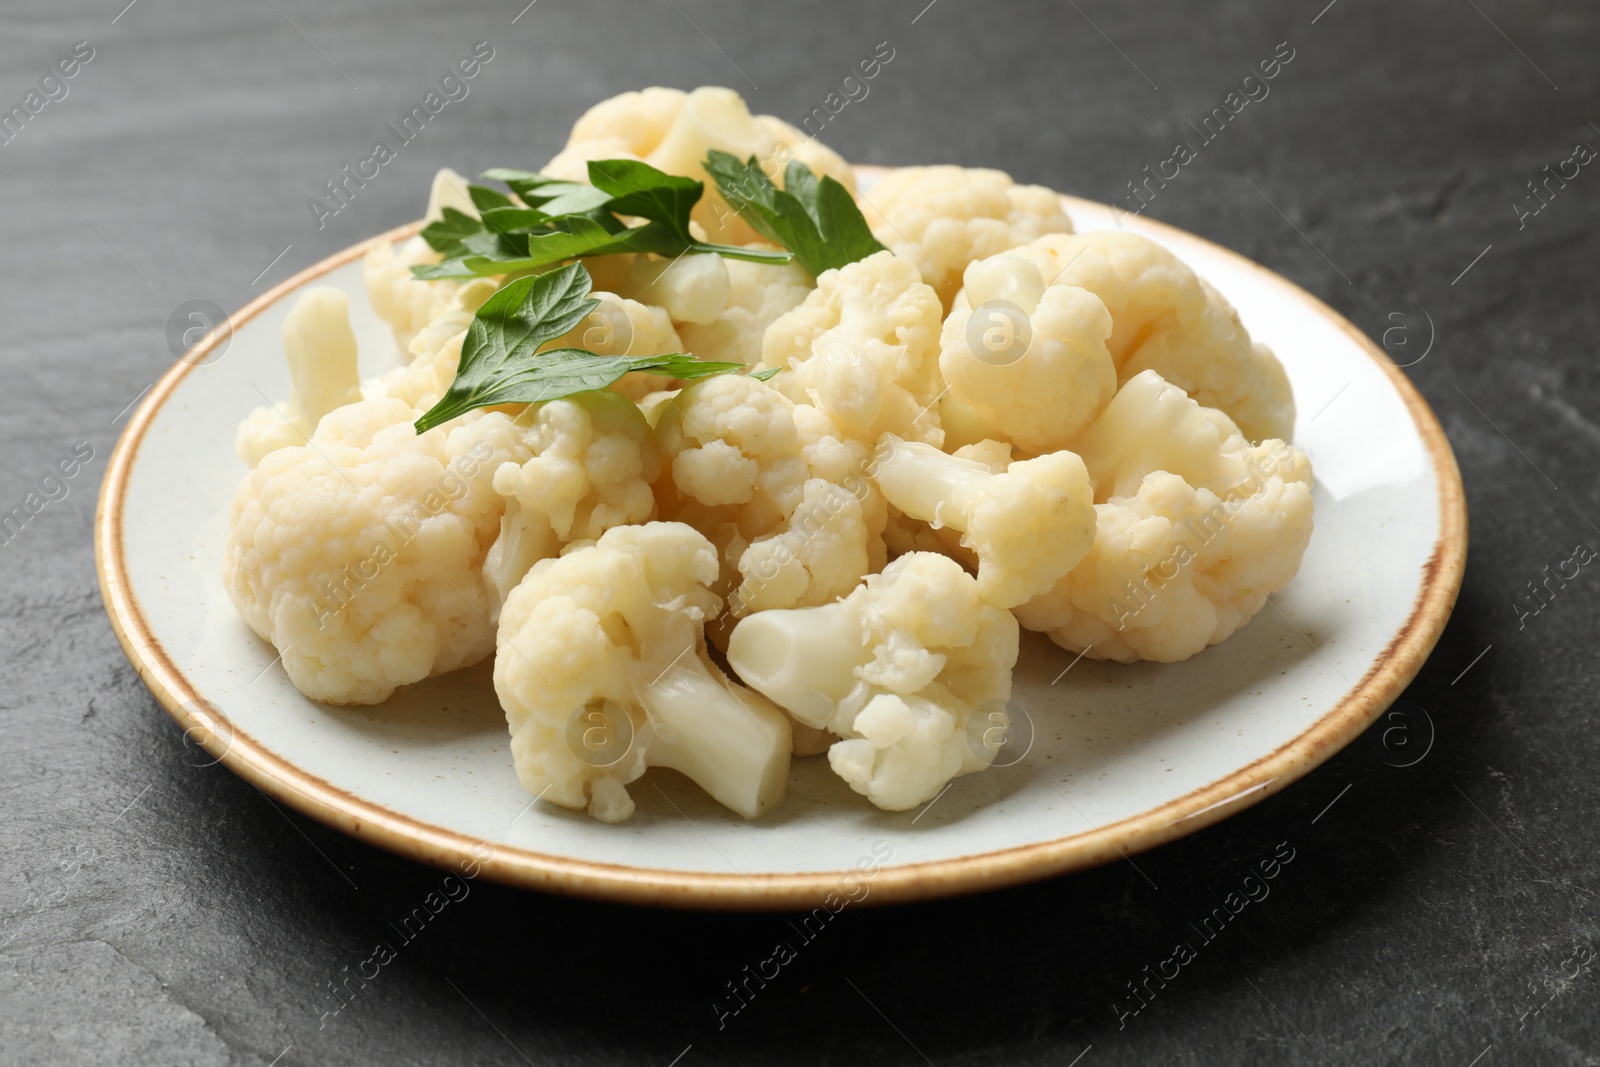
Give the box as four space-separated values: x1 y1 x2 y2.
95 167 1466 910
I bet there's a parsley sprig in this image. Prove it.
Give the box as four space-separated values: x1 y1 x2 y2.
411 160 794 281
412 262 743 432
702 151 885 276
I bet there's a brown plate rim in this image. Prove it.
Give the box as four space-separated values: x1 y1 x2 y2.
94 173 1468 910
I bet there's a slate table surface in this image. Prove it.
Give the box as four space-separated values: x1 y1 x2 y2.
3 1 1597 1064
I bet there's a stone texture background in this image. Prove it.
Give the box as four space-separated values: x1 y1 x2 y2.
2 1 1597 1063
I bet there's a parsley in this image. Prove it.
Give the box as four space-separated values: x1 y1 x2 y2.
702 151 886 276
411 160 793 281
412 262 746 433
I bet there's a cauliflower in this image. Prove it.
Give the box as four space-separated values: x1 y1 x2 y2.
495 522 792 822
223 398 532 705
484 390 661 615
871 433 1095 608
996 232 1294 442
674 252 815 365
546 86 856 246
654 374 879 615
938 254 1118 454
727 552 1019 810
857 165 1074 309
1014 372 1314 662
620 253 730 327
757 251 946 447
235 287 363 466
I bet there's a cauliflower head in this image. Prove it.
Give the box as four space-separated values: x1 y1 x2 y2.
938 253 1118 454
1015 373 1314 662
223 398 532 705
757 250 946 447
495 522 791 822
858 165 1074 309
484 390 661 613
871 433 1096 609
727 552 1020 810
997 231 1294 441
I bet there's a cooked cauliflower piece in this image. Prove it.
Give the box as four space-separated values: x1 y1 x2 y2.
223 398 532 705
495 522 792 822
368 277 499 411
871 433 1095 608
857 165 1074 309
653 374 880 615
546 86 857 246
756 251 946 447
938 254 1118 455
235 287 364 466
1015 372 1314 663
363 237 460 354
622 253 730 326
995 232 1294 441
483 390 661 616
727 552 1020 810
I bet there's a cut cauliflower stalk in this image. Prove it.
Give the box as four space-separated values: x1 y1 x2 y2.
224 398 533 705
728 552 1019 810
858 165 1074 309
994 232 1294 442
872 433 1095 608
484 390 661 618
494 522 792 822
1014 371 1314 663
757 251 946 447
938 254 1118 454
235 287 363 467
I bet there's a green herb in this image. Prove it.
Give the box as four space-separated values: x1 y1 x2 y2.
412 160 793 281
413 262 747 433
702 151 886 276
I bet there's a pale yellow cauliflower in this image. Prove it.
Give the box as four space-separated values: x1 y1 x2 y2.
484 390 661 615
757 251 946 447
872 434 1096 609
727 552 1019 810
235 287 363 466
495 522 791 822
223 398 532 705
858 165 1074 309
938 253 1118 454
995 232 1295 441
1014 372 1314 663
674 251 815 365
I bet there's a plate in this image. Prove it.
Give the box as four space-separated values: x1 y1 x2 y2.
95 167 1466 909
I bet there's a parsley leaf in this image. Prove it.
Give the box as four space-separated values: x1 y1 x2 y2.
413 262 746 432
702 151 886 276
411 162 793 281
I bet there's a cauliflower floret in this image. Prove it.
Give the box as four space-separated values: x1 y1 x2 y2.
223 398 533 705
871 433 1095 608
996 232 1294 442
621 253 730 327
236 287 363 466
1015 372 1314 662
857 165 1074 310
495 522 791 821
546 86 856 246
674 251 815 365
655 376 879 616
938 254 1118 455
757 251 946 447
727 552 1020 810
483 390 661 615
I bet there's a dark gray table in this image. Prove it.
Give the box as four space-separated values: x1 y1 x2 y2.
3 1 1596 1063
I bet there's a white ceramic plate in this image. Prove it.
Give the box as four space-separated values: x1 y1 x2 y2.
97 168 1466 909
